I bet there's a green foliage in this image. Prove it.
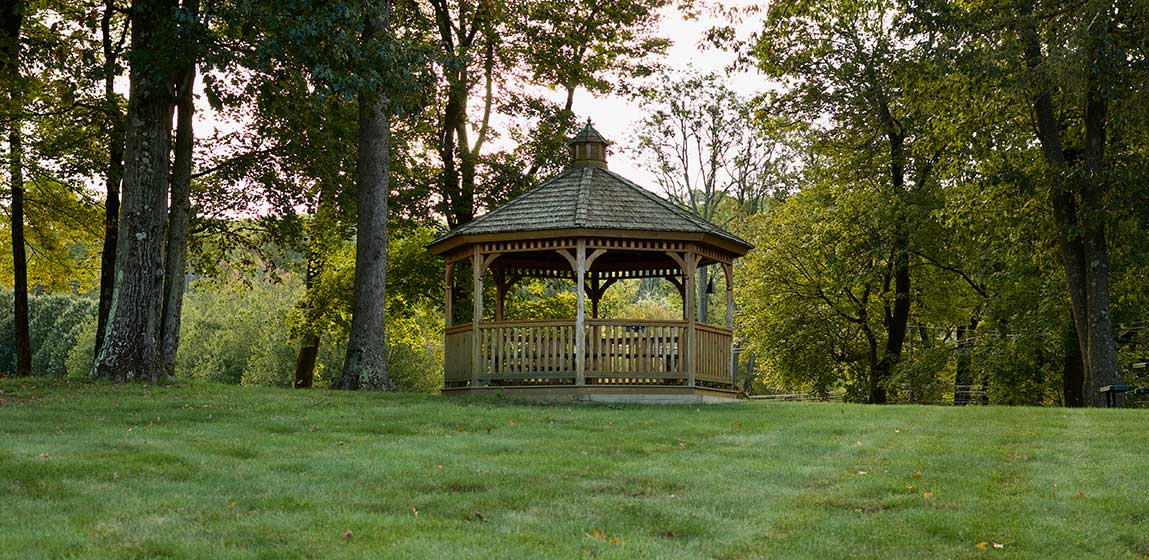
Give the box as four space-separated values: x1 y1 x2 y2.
0 179 104 293
177 276 307 385
0 287 95 376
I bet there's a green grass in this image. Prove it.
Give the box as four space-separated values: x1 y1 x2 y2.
1 380 1147 559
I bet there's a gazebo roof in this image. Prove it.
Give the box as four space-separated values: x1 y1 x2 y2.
429 166 752 255
429 122 752 256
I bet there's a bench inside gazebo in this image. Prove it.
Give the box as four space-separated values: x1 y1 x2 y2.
428 122 752 403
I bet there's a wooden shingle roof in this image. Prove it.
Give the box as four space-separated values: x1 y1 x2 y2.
429 166 752 255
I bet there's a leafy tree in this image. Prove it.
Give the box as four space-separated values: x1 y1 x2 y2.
751 0 959 402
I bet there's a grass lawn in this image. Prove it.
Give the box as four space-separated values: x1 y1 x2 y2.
1 380 1147 559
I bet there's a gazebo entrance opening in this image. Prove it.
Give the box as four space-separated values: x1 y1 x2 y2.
429 122 751 402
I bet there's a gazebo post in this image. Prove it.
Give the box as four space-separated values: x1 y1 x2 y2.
444 262 454 327
684 249 697 387
724 262 735 384
471 247 483 387
575 239 587 386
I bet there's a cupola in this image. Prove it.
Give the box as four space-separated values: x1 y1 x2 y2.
568 120 609 169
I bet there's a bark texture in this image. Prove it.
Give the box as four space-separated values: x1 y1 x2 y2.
95 0 126 356
160 33 196 378
336 4 394 391
2 0 30 376
94 0 178 383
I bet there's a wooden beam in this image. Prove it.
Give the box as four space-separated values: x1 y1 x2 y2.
585 248 607 269
575 240 587 386
723 262 734 384
472 246 483 387
444 262 454 327
684 249 697 387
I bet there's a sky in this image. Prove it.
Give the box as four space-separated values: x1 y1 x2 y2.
568 3 763 186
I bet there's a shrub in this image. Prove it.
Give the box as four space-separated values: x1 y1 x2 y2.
0 287 96 376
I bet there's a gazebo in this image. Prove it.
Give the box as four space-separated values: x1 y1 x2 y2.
428 122 752 402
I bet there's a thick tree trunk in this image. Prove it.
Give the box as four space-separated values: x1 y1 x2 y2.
1077 6 1120 406
2 0 29 376
160 47 196 378
95 0 125 356
337 4 394 391
93 0 178 383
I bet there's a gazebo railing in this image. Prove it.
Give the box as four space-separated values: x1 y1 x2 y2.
444 319 732 388
586 319 685 384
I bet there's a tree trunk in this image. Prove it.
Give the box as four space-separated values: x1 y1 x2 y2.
2 0 30 376
293 243 323 388
1062 322 1085 407
93 0 178 383
337 4 394 391
294 333 320 389
7 126 30 377
954 315 977 406
160 35 196 378
1077 5 1120 406
95 0 125 357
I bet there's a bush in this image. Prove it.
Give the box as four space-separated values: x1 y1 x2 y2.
177 278 302 384
0 287 96 376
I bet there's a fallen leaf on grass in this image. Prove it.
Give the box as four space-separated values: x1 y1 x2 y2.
342 530 353 540
922 491 934 498
976 541 988 550
912 471 923 478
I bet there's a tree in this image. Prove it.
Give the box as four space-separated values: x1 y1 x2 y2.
1011 0 1126 406
752 0 951 402
631 70 781 322
94 0 128 356
93 0 180 382
336 1 395 391
2 0 30 376
159 0 203 377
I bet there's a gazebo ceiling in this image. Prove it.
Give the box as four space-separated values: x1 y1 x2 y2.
428 123 752 258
